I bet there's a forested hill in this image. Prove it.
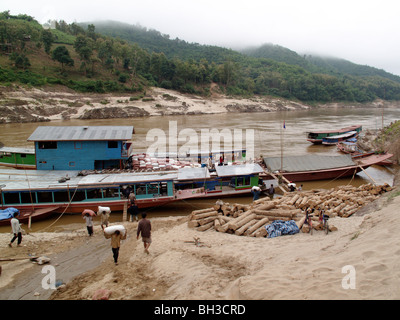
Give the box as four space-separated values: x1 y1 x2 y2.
1 11 400 103
88 20 239 64
242 43 400 83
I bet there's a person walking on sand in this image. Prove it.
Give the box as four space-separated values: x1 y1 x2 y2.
128 202 140 222
9 212 22 247
83 213 94 236
268 184 275 200
137 212 152 254
104 229 127 265
99 210 110 230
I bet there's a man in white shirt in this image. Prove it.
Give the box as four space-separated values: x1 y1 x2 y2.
9 212 22 247
83 213 94 236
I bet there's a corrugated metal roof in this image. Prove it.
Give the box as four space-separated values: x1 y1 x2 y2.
263 155 355 172
27 126 134 141
0 169 177 191
215 163 264 177
177 167 210 181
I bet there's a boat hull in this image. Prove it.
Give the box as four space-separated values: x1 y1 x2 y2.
262 166 364 182
0 196 176 219
0 206 60 226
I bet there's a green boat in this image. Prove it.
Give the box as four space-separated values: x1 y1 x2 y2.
306 125 362 144
0 147 36 169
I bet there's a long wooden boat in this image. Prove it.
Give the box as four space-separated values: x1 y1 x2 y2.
322 131 358 145
0 147 36 170
0 206 60 227
337 140 393 166
261 153 393 182
0 164 264 220
306 125 362 144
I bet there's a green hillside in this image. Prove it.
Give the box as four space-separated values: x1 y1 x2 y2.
1 11 400 103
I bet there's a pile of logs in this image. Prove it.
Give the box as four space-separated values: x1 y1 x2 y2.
187 183 393 237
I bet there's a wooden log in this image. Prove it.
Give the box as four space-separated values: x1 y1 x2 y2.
255 227 268 237
253 209 297 218
295 216 306 230
197 221 214 231
227 210 253 230
216 221 231 233
229 213 257 231
191 207 215 215
219 215 233 223
253 197 271 205
214 218 221 229
299 196 308 206
199 216 218 226
235 218 258 236
190 210 219 220
288 194 300 205
255 202 276 211
187 220 200 228
245 217 269 236
342 207 359 218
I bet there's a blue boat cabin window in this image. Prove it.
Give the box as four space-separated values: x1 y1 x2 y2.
108 141 118 148
3 192 20 205
86 188 104 199
136 184 147 195
37 191 53 203
39 141 57 149
20 192 32 204
54 190 70 202
69 162 75 167
73 190 86 201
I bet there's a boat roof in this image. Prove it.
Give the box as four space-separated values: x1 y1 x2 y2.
0 169 177 191
27 126 134 142
177 167 211 181
323 131 357 140
306 125 362 135
263 155 355 172
0 146 35 154
215 163 264 177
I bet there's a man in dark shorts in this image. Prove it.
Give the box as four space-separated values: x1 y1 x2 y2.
137 212 152 254
128 202 140 222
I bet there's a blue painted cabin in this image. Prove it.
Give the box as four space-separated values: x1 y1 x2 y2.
27 126 134 171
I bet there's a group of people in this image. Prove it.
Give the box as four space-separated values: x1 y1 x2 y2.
251 183 276 201
81 195 152 265
7 191 152 269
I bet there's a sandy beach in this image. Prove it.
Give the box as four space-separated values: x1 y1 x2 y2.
0 181 399 300
2 85 399 124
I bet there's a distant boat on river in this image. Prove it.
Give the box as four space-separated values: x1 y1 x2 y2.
306 125 362 144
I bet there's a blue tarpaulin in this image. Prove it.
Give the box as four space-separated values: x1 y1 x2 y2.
0 208 20 221
265 220 299 238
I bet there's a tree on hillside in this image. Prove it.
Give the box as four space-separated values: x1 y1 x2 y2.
9 52 30 69
52 45 74 72
74 35 94 76
41 29 54 54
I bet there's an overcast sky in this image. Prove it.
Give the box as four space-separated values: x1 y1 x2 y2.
2 0 400 76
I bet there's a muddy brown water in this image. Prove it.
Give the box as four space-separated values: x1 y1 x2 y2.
0 107 399 233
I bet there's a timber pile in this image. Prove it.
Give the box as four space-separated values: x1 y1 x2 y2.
187 183 393 237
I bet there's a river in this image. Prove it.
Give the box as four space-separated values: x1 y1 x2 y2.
0 107 398 232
